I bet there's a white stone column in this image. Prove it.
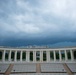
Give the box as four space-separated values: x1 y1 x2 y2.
70 50 74 61
65 50 67 61
33 51 34 62
26 51 30 62
9 50 11 61
54 50 56 62
40 51 43 62
2 50 5 62
46 51 50 62
40 51 42 62
33 51 36 62
20 51 22 62
15 51 17 62
59 50 61 61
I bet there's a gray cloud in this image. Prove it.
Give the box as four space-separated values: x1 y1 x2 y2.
0 0 76 47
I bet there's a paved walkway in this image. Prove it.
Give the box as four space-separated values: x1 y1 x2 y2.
4 64 14 75
36 63 41 73
63 63 74 75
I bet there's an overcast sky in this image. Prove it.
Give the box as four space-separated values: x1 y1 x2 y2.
0 0 76 47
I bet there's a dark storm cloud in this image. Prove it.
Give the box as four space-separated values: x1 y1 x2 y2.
0 0 76 47
0 35 76 47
